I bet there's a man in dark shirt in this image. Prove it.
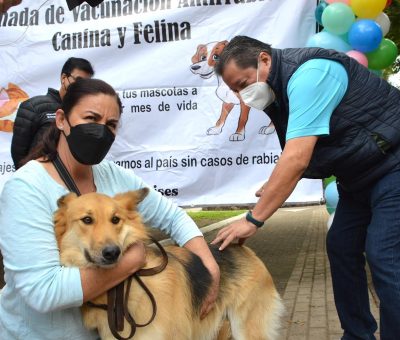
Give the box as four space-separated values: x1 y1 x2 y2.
11 57 94 168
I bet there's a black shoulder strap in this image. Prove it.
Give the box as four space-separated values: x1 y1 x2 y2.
52 154 81 196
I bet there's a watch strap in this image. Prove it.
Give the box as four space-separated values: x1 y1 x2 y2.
245 211 264 228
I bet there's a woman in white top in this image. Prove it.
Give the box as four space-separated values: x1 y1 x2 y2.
0 78 220 339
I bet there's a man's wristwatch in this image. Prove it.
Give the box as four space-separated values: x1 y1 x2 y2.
245 211 264 228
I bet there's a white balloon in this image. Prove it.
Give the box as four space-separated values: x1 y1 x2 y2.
375 12 391 37
327 212 335 230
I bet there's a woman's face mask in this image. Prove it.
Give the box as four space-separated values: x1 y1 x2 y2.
239 57 275 111
63 121 115 165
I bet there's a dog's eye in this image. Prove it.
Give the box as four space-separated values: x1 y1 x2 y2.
111 216 120 224
212 54 220 61
81 216 93 224
200 55 207 61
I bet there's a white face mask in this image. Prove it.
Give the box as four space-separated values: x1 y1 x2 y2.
239 58 275 111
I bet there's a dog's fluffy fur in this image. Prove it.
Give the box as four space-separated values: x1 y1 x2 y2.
54 189 284 340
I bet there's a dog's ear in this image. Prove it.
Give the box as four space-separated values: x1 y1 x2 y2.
54 193 78 248
114 188 150 211
57 193 78 208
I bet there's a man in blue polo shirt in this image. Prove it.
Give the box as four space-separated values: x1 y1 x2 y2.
212 35 400 340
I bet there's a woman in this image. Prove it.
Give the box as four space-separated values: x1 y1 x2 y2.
0 78 220 339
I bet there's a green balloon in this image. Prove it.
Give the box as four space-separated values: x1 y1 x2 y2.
367 38 398 70
322 3 355 35
369 69 383 77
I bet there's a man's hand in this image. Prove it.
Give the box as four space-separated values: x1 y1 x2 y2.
0 0 22 13
255 185 264 197
211 218 258 251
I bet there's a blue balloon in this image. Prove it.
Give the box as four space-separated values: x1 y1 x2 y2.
325 182 339 213
348 20 383 53
306 31 352 53
315 1 328 26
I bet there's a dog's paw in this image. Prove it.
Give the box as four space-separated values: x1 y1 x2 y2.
259 126 276 135
229 132 245 141
207 126 223 135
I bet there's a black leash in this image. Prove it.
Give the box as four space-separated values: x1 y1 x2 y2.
52 154 81 195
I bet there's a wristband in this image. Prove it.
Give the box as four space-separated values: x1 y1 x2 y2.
245 211 264 228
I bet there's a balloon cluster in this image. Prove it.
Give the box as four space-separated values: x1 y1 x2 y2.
308 0 398 75
323 176 338 229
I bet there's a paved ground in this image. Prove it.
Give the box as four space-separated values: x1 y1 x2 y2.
0 205 380 339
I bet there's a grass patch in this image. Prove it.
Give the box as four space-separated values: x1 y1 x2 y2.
187 210 246 228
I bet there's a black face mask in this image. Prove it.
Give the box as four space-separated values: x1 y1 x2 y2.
64 123 115 165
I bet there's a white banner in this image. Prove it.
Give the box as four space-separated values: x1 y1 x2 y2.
0 0 322 205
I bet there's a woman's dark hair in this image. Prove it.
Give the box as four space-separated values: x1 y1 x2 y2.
61 57 95 77
20 78 122 166
215 35 272 76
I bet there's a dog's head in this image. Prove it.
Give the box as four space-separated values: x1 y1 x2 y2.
190 40 228 79
54 189 149 268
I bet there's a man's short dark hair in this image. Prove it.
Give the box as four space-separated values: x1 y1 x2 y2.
215 36 272 76
61 57 95 77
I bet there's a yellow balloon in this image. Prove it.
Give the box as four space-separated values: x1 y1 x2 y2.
351 0 386 18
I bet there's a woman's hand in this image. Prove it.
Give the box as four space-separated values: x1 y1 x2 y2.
182 236 221 319
200 263 220 319
120 241 147 274
81 241 147 302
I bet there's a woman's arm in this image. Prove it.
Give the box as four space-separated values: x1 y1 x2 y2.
183 236 220 318
80 242 146 302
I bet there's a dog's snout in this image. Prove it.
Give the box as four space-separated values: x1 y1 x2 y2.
102 245 121 262
191 65 201 71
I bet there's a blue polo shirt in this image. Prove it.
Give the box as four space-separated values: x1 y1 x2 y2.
286 58 349 141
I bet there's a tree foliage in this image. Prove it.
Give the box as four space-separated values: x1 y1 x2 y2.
385 0 400 75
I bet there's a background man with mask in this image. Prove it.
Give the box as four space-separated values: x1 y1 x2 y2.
211 35 400 339
11 57 94 169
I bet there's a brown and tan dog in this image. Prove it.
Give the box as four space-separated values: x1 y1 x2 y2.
54 189 284 340
190 41 275 141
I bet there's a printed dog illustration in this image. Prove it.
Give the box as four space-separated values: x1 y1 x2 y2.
54 189 284 340
190 41 275 141
0 83 29 132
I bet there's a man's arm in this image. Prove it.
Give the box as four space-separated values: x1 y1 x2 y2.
252 135 318 221
212 135 318 250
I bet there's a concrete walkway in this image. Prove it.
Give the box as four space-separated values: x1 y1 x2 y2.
275 206 379 340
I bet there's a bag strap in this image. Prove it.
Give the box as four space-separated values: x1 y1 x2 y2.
52 154 81 196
